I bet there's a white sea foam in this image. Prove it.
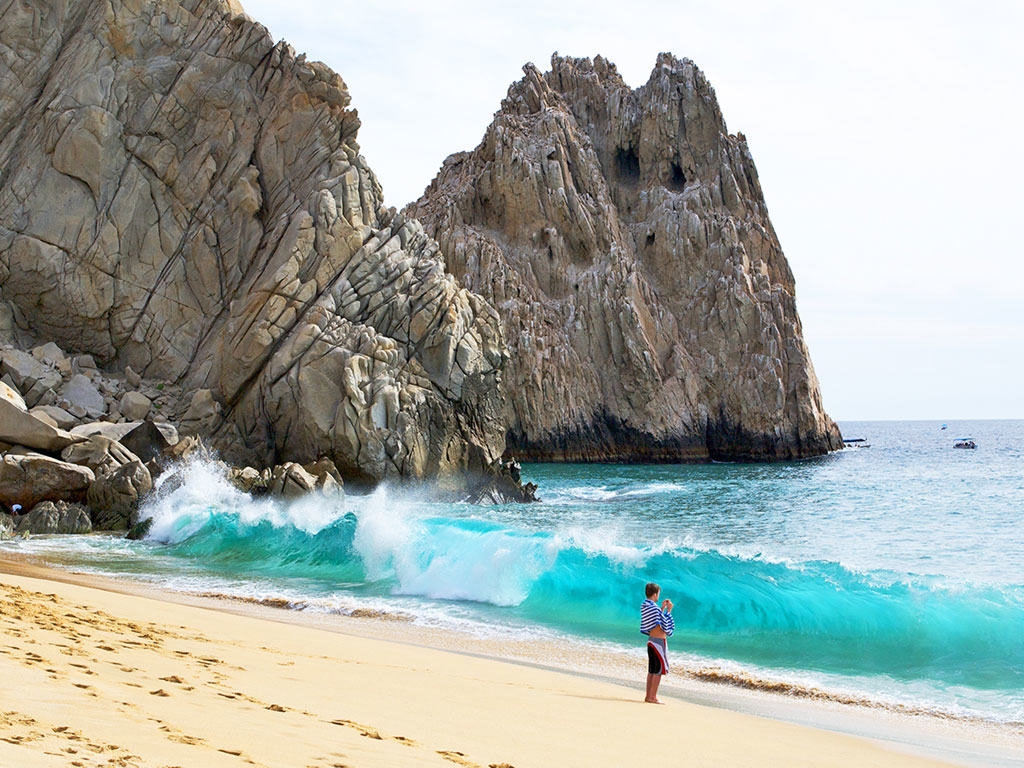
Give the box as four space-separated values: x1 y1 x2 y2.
349 485 557 605
140 457 346 541
551 523 679 566
550 480 687 503
350 484 416 582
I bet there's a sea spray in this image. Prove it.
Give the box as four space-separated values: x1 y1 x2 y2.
140 460 558 605
142 458 346 542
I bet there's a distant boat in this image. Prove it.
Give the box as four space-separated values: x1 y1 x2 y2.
954 438 976 449
941 423 948 430
842 438 870 448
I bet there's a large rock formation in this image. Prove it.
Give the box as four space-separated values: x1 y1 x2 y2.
409 54 841 461
0 0 506 488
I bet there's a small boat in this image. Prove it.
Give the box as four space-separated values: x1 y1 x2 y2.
941 423 948 430
842 438 870 448
953 438 976 449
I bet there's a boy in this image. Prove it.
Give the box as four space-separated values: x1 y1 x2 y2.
640 582 674 703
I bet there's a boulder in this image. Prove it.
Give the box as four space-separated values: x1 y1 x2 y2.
119 391 152 421
0 380 27 411
267 463 317 499
0 452 95 508
0 396 83 452
0 511 13 539
160 434 207 463
1 349 60 392
61 434 141 474
180 389 221 434
15 500 91 534
1 350 61 407
144 433 210 482
73 355 97 372
119 419 177 464
71 421 138 441
125 365 142 388
318 473 342 496
155 422 179 445
227 466 264 494
126 517 153 540
87 461 153 530
59 374 105 419
31 343 71 375
29 409 58 428
30 405 78 430
22 379 59 409
95 377 121 398
1 380 27 411
303 457 344 494
461 459 539 504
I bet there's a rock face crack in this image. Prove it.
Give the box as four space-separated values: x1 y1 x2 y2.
408 53 841 462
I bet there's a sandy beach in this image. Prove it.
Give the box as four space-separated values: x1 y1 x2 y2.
0 557 967 768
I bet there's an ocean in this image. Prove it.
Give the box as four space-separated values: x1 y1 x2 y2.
4 419 1022 729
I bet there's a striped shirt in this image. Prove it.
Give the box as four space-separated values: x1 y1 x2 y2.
640 598 675 636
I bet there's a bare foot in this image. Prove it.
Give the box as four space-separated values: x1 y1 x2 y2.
644 698 665 704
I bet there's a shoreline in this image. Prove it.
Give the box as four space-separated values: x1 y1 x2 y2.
2 543 1019 734
2 551 1020 767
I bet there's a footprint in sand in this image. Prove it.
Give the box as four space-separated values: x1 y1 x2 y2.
171 733 205 745
328 719 383 740
437 750 481 767
158 722 207 746
303 751 353 768
327 718 425 748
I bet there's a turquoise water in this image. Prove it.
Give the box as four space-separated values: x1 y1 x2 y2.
4 420 1022 723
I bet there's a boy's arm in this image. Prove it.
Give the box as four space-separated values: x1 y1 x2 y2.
660 607 675 636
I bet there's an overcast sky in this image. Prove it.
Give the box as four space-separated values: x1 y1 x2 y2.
244 0 1022 421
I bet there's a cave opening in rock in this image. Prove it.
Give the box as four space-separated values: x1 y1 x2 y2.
615 147 640 184
669 161 686 191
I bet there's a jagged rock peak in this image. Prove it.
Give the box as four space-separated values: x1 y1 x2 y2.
0 0 509 488
409 52 842 462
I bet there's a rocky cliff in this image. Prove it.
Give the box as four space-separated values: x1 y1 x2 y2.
0 0 508 488
409 54 841 461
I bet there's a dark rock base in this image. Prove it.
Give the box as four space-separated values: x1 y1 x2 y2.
507 410 843 464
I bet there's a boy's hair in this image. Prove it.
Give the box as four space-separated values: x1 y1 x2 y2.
645 582 660 598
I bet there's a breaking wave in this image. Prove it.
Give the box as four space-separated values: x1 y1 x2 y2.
135 459 1024 709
